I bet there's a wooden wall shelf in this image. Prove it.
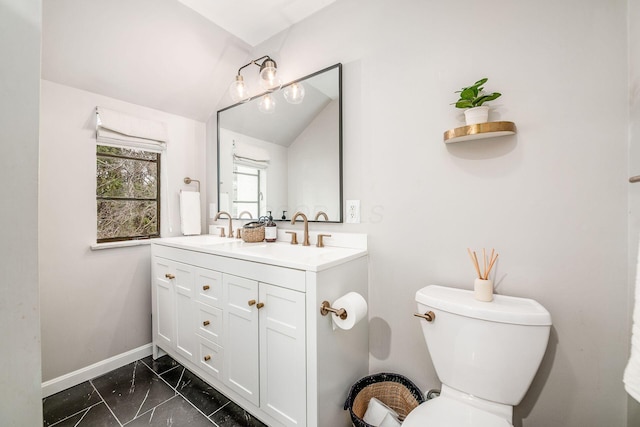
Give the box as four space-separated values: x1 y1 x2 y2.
444 121 516 143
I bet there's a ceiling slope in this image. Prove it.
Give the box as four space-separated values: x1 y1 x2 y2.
176 0 337 47
42 0 252 121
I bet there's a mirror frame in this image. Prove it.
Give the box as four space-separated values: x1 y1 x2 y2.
217 63 343 222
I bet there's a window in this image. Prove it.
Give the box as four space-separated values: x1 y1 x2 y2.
96 145 160 242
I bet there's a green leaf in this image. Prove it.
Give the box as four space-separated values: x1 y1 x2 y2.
460 87 476 100
455 100 473 108
474 78 488 87
474 92 501 106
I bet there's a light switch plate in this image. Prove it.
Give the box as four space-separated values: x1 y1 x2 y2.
346 200 360 223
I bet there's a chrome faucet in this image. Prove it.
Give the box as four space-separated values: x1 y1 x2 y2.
291 211 310 246
314 211 328 221
214 211 234 238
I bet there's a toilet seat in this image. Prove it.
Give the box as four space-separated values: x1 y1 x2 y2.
402 396 512 427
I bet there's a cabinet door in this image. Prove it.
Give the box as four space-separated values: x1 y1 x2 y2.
197 336 224 381
174 263 195 362
195 301 223 345
223 274 259 406
259 283 306 427
152 258 175 349
195 267 223 308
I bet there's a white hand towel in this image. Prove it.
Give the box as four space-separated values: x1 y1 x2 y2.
180 191 201 236
624 237 640 402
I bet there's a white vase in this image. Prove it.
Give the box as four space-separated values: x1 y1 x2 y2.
474 278 493 302
464 106 490 125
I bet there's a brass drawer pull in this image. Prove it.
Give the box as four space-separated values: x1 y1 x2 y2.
165 273 175 279
414 311 436 322
204 355 211 361
256 302 265 309
248 299 256 306
203 320 210 326
202 285 210 291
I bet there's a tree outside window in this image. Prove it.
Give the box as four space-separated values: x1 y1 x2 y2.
96 145 160 242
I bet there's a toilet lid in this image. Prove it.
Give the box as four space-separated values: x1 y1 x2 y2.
402 397 512 427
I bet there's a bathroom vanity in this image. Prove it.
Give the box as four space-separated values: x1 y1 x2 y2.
151 233 369 427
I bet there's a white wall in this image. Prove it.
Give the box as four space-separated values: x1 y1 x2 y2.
0 0 42 424
39 80 206 381
288 99 340 220
239 0 629 425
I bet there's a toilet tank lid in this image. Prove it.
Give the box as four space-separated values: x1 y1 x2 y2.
415 285 552 326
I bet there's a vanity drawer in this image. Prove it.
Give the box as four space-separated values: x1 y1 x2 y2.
195 267 223 308
195 301 223 344
197 336 223 381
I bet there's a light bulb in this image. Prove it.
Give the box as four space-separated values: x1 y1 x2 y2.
229 75 250 103
259 59 282 91
258 93 276 113
284 82 305 104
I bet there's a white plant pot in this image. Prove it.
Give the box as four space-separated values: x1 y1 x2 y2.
464 106 490 125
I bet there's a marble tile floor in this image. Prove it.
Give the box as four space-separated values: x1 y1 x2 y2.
42 355 268 427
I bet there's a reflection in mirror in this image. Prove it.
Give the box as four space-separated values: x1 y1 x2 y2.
217 64 342 222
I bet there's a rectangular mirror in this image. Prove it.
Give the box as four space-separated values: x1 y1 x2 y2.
217 63 342 222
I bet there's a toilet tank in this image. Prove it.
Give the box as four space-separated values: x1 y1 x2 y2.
415 285 551 406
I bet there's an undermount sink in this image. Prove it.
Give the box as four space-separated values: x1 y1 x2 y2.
159 234 239 247
230 242 336 258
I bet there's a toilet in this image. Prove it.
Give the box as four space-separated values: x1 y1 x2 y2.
403 285 551 427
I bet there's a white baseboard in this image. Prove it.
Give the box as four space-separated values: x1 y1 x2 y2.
41 343 153 398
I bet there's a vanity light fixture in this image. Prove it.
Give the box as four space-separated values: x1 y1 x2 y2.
283 82 305 104
258 93 276 114
229 55 282 103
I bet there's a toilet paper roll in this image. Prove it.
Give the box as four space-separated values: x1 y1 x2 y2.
331 292 367 330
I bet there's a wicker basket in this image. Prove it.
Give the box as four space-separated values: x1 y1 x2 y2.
344 373 425 426
242 221 265 243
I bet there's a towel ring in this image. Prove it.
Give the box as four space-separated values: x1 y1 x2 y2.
184 177 200 192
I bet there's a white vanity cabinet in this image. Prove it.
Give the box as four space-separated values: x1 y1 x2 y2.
151 257 197 363
151 236 369 427
223 274 306 426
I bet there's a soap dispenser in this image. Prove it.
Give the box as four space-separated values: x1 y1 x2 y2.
265 211 277 243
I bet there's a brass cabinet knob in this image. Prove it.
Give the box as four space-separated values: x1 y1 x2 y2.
165 273 175 279
256 302 265 309
204 355 211 361
202 285 210 291
203 320 210 326
414 311 436 322
248 299 256 306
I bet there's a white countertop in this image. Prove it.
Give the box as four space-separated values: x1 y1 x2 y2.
152 233 368 272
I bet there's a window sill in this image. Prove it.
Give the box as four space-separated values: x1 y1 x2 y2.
90 239 153 251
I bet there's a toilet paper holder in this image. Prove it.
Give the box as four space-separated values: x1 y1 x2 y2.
320 301 348 320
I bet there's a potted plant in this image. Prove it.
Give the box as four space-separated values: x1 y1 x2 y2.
453 78 501 125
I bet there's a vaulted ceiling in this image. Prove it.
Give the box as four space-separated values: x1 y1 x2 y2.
42 0 337 121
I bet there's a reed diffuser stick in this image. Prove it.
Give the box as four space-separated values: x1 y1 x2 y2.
484 253 499 279
467 248 482 279
483 248 487 279
468 247 499 280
